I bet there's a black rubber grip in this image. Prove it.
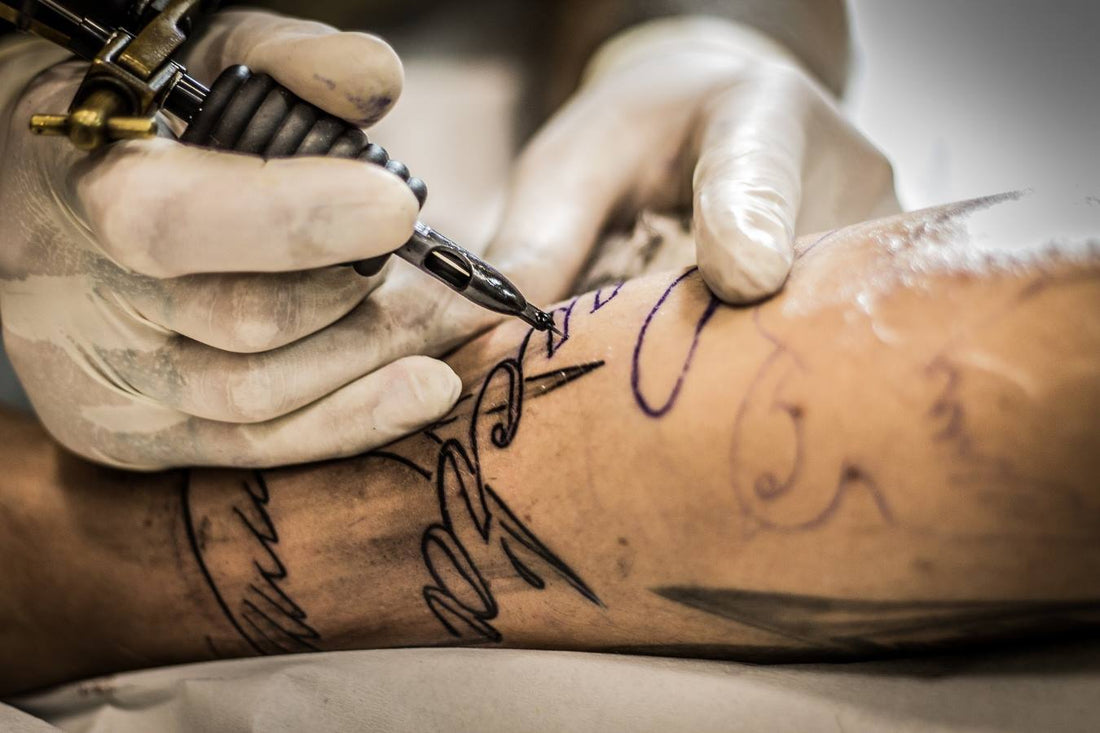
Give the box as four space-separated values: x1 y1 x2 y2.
180 65 428 274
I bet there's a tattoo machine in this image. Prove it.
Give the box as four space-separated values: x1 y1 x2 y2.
0 0 559 333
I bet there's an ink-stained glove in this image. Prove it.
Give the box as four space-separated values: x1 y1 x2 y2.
0 13 463 470
492 17 900 305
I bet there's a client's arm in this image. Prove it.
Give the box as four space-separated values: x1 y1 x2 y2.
2 192 1099 694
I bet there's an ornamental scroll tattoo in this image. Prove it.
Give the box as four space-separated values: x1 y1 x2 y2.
726 307 894 532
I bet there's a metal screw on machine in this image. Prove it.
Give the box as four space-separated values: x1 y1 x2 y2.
24 0 198 148
31 89 159 149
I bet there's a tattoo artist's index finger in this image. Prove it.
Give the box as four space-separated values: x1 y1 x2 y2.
75 139 419 277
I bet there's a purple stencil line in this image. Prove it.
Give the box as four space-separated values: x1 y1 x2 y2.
631 268 720 418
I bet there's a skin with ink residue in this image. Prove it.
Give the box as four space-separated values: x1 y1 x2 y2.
2 195 1099 693
591 282 625 313
545 298 580 358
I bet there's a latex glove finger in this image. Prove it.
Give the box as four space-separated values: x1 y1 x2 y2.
73 137 417 277
182 10 403 126
693 66 898 304
692 68 809 303
486 50 722 303
102 356 460 469
105 273 483 424
126 265 387 353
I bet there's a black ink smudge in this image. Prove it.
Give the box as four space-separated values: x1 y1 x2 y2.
654 586 1100 657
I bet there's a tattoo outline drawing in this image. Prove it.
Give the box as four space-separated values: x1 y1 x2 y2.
727 309 894 532
631 267 720 418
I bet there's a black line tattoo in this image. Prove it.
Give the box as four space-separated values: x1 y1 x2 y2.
183 472 321 655
418 336 604 642
368 287 623 643
367 450 432 481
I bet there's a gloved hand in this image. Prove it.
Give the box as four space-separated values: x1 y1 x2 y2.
491 17 900 306
0 12 464 470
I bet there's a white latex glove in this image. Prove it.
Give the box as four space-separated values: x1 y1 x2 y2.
492 17 900 305
0 12 465 470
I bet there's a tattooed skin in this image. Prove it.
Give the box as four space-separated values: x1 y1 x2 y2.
648 587 1100 659
183 472 322 655
395 332 606 642
180 253 1100 662
183 283 625 652
399 289 631 640
631 268 721 418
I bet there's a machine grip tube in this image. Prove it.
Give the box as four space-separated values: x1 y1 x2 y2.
180 64 428 274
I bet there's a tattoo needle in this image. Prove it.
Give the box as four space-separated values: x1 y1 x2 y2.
399 223 560 334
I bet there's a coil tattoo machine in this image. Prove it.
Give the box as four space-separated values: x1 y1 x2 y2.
0 0 559 333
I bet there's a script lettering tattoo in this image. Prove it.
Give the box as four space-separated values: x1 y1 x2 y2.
183 283 621 654
183 471 321 655
373 289 619 643
421 341 604 640
591 281 624 313
652 586 1100 658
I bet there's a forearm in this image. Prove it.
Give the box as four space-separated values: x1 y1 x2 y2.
0 413 191 693
5 197 1099 694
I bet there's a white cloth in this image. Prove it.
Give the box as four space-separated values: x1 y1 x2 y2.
7 644 1100 732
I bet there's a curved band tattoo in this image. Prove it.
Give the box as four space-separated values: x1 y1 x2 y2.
183 471 321 656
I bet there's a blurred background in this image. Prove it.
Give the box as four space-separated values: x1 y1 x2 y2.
848 0 1099 209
